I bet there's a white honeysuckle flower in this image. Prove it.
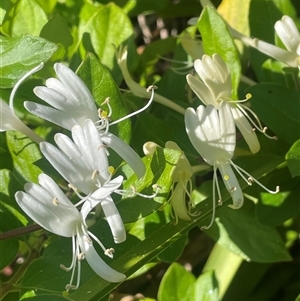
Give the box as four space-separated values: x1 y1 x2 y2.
15 173 125 291
185 101 279 229
143 141 197 223
24 63 149 178
187 54 277 154
40 119 126 244
253 15 300 68
0 63 44 143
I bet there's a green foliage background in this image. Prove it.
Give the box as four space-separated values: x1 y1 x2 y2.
0 0 299 300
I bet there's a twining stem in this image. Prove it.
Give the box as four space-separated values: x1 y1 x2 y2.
0 234 47 299
0 224 42 241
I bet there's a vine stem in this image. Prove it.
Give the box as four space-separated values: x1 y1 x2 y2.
0 224 42 241
0 234 47 299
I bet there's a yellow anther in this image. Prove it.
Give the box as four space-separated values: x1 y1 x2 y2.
246 93 252 99
223 174 229 181
108 166 115 174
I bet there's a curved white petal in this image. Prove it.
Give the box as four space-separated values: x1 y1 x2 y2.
101 132 145 179
54 133 82 160
15 190 80 237
77 233 126 282
218 101 236 155
185 105 233 165
218 163 244 209
81 175 124 220
230 106 260 154
40 142 94 194
54 63 97 112
33 86 70 111
275 16 300 54
24 101 77 130
83 120 110 181
186 74 215 106
101 196 126 243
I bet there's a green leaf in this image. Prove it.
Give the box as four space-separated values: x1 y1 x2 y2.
0 170 25 269
157 262 195 301
40 14 73 59
6 131 42 183
2 0 48 37
0 34 58 88
78 2 134 84
255 166 300 226
188 270 218 301
21 239 95 294
198 6 241 98
248 83 300 145
117 147 182 223
76 53 131 144
20 295 71 301
202 200 292 263
286 140 300 177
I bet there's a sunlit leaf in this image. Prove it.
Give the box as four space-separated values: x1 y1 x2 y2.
0 35 58 88
286 139 300 177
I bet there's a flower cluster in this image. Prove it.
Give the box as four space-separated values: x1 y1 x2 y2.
185 56 279 229
7 63 159 292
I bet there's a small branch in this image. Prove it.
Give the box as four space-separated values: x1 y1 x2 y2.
0 224 42 241
0 234 46 299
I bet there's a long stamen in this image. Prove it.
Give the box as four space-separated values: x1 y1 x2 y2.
229 160 280 194
87 230 109 255
60 236 77 272
109 85 157 126
237 104 277 140
202 165 218 230
9 62 44 109
115 183 161 198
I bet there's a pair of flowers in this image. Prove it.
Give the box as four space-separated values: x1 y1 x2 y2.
2 62 157 291
184 54 280 228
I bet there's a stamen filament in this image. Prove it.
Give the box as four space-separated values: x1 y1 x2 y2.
9 62 44 109
202 165 218 230
229 160 280 194
109 85 157 126
237 104 277 140
87 230 108 255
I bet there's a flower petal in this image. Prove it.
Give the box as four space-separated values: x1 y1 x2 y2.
230 106 260 154
218 163 244 209
101 132 145 178
81 175 124 220
77 233 126 282
24 101 77 131
101 196 126 243
186 74 215 106
54 63 97 112
15 189 80 237
275 16 300 54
